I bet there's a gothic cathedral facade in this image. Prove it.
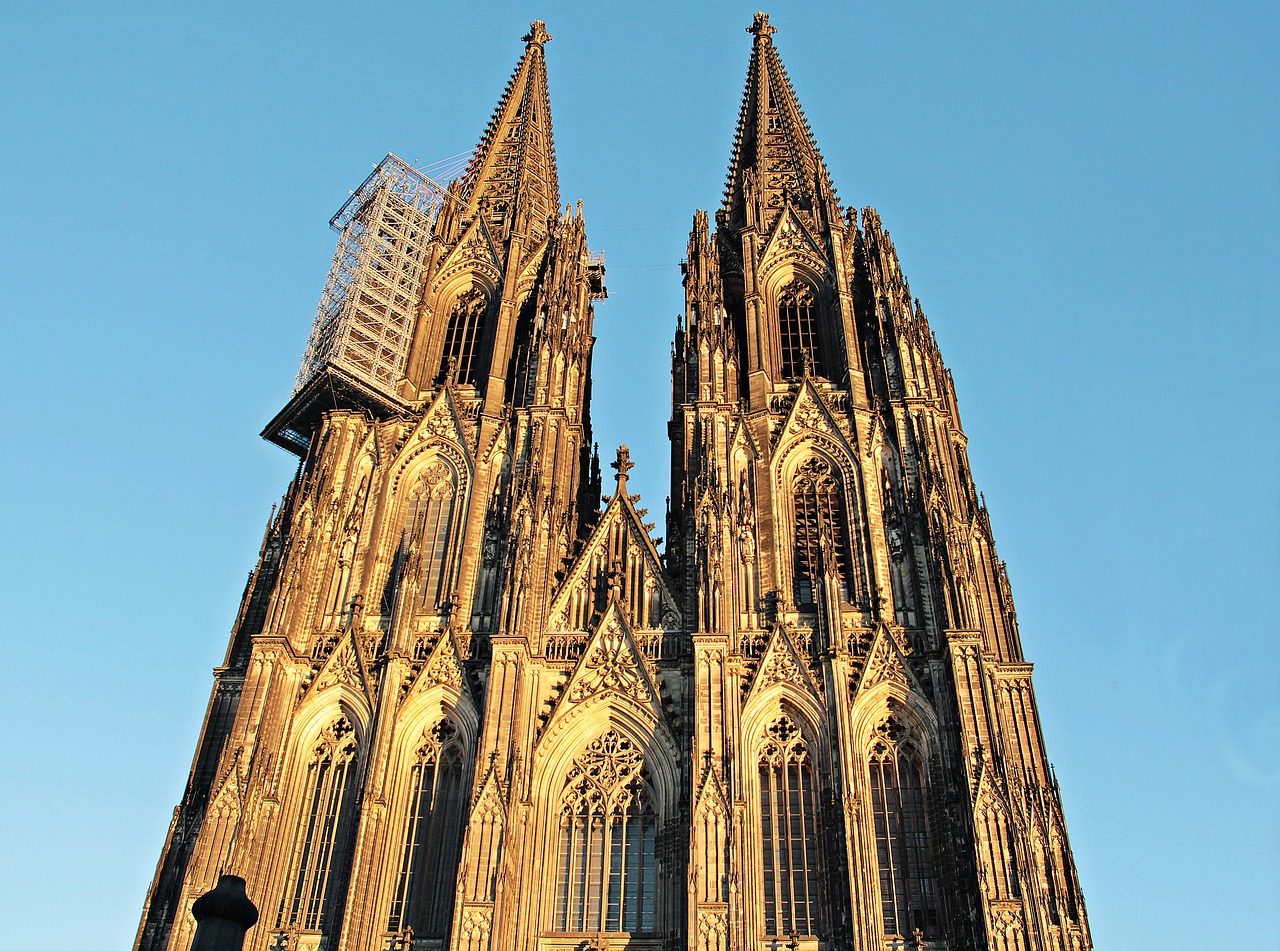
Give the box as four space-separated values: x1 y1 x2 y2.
136 16 1092 951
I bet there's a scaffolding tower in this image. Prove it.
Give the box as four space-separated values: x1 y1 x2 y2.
294 154 457 398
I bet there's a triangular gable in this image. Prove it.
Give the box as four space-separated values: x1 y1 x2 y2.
760 201 826 269
542 602 666 735
693 760 730 820
404 386 469 450
546 486 681 631
469 758 507 820
744 623 820 703
777 378 855 453
307 629 375 709
853 625 927 699
432 214 503 287
404 628 473 704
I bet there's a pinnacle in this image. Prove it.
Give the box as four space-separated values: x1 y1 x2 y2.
523 20 553 46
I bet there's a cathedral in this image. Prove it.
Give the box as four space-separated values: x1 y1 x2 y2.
136 15 1092 951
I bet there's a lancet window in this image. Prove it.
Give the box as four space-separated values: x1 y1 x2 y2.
440 287 488 387
792 458 852 606
758 714 822 937
779 280 820 379
868 714 939 938
553 731 658 934
403 463 458 610
278 715 359 932
387 718 468 937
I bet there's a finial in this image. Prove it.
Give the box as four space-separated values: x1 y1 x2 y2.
611 444 634 484
747 12 777 42
523 20 552 46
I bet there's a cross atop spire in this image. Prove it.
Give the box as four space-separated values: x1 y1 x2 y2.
747 12 777 43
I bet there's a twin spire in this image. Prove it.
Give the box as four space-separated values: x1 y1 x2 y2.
458 20 562 242
458 15 830 240
724 12 835 227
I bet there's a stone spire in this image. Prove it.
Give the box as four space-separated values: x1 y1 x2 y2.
458 20 561 242
722 12 837 231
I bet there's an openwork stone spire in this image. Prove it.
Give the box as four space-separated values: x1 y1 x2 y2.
459 21 561 240
723 12 836 229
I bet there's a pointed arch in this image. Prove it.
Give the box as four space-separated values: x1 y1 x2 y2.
854 697 942 940
397 460 462 611
753 709 824 938
440 285 491 387
386 714 470 938
778 278 822 379
790 455 853 606
551 729 660 935
276 712 362 934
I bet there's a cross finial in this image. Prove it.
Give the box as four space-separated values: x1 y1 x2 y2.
523 20 553 46
748 12 777 42
611 444 634 484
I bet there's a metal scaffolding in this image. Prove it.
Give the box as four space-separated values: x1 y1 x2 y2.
294 153 462 397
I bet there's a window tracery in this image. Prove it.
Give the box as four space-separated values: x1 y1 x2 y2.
758 713 822 937
792 458 852 606
868 713 939 938
403 463 458 610
440 287 488 387
553 731 658 934
278 715 359 932
778 280 820 379
387 717 468 937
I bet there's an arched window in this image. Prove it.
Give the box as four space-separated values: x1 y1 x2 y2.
779 280 820 379
554 731 658 934
792 458 852 606
758 714 822 937
278 715 359 932
440 287 488 387
868 713 939 938
387 718 468 937
404 463 458 609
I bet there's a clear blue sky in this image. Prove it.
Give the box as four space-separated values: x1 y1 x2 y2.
3 2 1277 947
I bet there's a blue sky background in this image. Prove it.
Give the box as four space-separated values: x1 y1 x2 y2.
2 2 1277 947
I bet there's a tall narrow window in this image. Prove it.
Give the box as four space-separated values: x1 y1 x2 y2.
792 458 852 606
758 714 822 938
387 718 467 937
554 731 658 934
440 288 488 387
278 715 359 933
779 281 820 379
868 714 939 938
403 464 458 610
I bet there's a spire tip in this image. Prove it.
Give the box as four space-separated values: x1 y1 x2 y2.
747 12 777 42
523 20 553 46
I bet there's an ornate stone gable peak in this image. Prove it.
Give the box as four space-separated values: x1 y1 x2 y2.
435 212 504 282
694 759 730 818
776 379 854 452
566 607 656 706
405 627 471 701
760 202 825 267
853 624 924 698
307 630 374 706
469 757 508 818
406 387 470 450
546 480 682 631
745 622 820 702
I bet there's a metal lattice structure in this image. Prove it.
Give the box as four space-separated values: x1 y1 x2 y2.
294 154 454 396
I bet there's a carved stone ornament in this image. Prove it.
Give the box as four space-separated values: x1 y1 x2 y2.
568 618 652 704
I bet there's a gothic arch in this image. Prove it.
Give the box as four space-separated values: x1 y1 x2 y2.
381 704 477 940
271 704 368 935
530 715 678 938
847 690 944 942
772 446 868 608
741 702 829 939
